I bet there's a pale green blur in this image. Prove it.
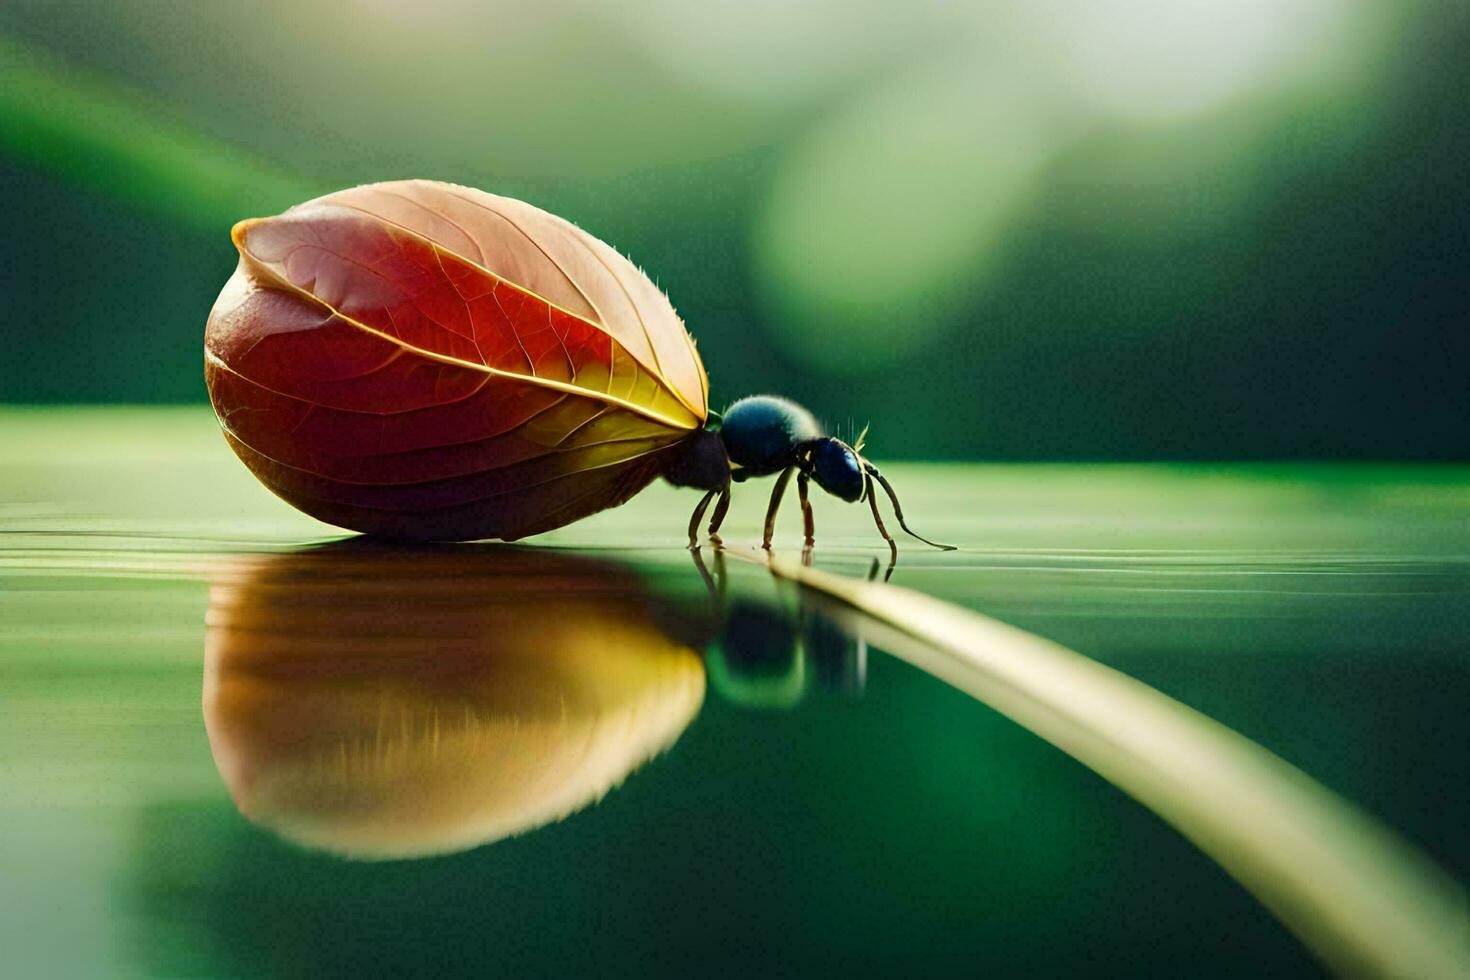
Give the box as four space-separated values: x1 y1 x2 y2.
1 1 1465 459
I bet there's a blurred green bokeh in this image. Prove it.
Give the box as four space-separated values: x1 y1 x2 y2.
1 0 1466 459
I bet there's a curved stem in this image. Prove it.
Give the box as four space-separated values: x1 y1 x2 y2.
754 552 1470 980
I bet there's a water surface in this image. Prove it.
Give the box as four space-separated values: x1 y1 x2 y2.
2 408 1467 976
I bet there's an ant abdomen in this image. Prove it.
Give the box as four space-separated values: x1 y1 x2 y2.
719 395 821 476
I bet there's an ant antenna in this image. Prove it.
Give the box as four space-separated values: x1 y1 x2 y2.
861 461 957 551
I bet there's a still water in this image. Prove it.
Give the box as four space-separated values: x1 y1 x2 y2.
2 409 1468 977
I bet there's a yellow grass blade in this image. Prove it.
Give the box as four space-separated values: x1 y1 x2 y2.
754 550 1470 980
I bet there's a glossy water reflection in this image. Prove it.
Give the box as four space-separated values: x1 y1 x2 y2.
6 411 1468 976
204 545 705 859
695 548 868 708
201 545 869 859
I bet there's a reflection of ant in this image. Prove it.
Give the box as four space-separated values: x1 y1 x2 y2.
690 545 885 599
688 548 870 708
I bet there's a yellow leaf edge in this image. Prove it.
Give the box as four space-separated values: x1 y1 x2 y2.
748 549 1470 980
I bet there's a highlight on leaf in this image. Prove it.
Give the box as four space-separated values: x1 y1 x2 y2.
205 179 708 541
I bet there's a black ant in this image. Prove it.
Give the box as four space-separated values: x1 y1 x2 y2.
665 395 955 563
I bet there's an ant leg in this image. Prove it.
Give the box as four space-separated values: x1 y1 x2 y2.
865 474 900 574
863 463 957 550
707 482 732 546
687 489 716 549
762 467 796 550
797 471 816 547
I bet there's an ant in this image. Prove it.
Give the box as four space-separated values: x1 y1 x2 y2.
666 395 955 564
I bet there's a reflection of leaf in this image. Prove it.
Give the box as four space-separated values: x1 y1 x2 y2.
205 545 705 860
206 180 709 541
759 552 1469 979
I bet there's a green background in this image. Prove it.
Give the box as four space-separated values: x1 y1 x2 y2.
2 1 1466 459
4 7 1469 974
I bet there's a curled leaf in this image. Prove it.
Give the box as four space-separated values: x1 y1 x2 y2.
205 179 708 540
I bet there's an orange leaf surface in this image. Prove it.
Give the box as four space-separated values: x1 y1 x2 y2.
205 179 708 540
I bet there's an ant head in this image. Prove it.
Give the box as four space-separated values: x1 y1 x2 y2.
807 438 865 503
